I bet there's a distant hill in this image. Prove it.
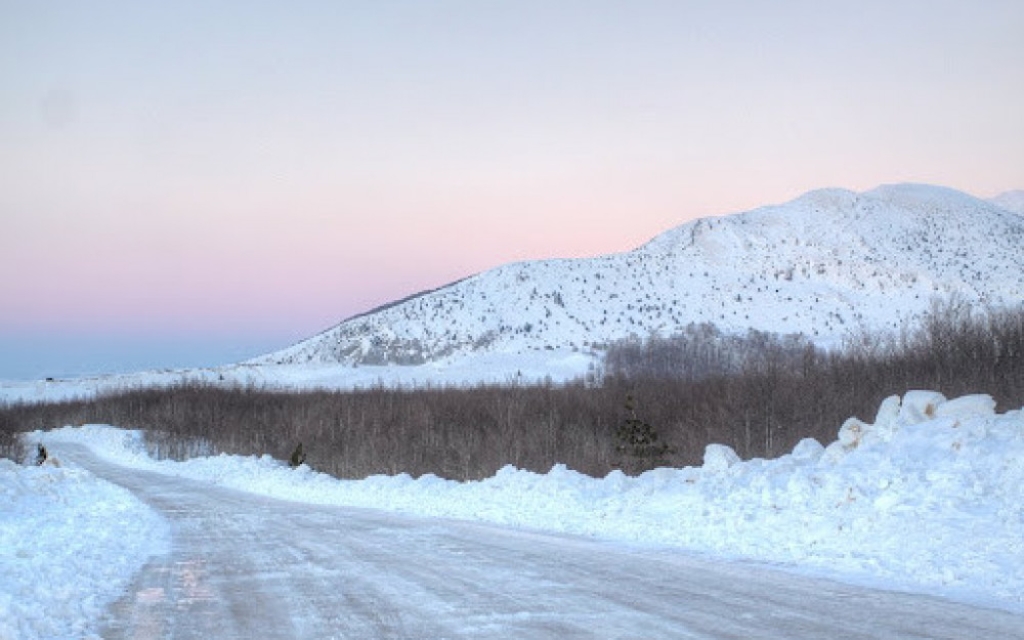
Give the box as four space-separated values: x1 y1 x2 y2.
254 184 1024 367
990 190 1024 216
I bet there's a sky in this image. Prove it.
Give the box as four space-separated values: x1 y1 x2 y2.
2 1 1023 380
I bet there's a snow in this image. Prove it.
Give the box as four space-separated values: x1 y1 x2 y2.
0 350 594 405
4 391 1020 638
0 449 169 640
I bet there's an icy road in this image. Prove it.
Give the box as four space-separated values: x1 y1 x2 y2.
60 444 1023 640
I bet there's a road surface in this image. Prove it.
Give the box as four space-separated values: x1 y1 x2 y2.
58 444 1024 639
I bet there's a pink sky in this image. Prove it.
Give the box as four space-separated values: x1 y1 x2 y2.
2 1 1023 377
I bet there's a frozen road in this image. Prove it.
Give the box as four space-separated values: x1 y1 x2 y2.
60 444 1024 639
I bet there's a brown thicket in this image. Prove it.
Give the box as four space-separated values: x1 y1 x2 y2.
2 304 1022 478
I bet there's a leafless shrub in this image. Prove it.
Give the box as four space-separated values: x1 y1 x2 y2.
0 404 26 462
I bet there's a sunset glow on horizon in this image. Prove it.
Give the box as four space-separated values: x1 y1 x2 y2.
3 1 1023 378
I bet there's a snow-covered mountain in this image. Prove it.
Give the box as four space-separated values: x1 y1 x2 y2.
256 184 1024 367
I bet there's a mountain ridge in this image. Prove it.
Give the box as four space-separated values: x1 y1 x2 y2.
253 183 1024 368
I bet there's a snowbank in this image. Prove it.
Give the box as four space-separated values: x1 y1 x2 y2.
0 454 169 640
39 391 1024 613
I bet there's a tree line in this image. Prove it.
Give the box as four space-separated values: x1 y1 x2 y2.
2 303 1022 479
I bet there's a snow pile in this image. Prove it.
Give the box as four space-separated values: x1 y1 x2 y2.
41 391 1024 611
0 452 169 640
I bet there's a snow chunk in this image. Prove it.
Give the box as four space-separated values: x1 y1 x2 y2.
838 417 869 448
702 444 740 472
791 438 824 462
898 390 947 425
872 395 902 439
934 394 996 421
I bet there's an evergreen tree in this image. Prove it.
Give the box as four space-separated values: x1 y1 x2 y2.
616 394 671 473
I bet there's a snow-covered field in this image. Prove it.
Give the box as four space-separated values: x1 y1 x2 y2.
3 390 1023 638
0 349 595 405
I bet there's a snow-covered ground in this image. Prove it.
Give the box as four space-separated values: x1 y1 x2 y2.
0 349 595 405
4 390 1022 638
0 455 169 640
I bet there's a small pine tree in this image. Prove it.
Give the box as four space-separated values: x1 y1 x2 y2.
289 442 306 468
616 394 671 474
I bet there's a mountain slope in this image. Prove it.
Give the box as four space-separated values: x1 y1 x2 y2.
255 184 1024 367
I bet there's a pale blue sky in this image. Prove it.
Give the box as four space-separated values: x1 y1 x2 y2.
2 1 1022 379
